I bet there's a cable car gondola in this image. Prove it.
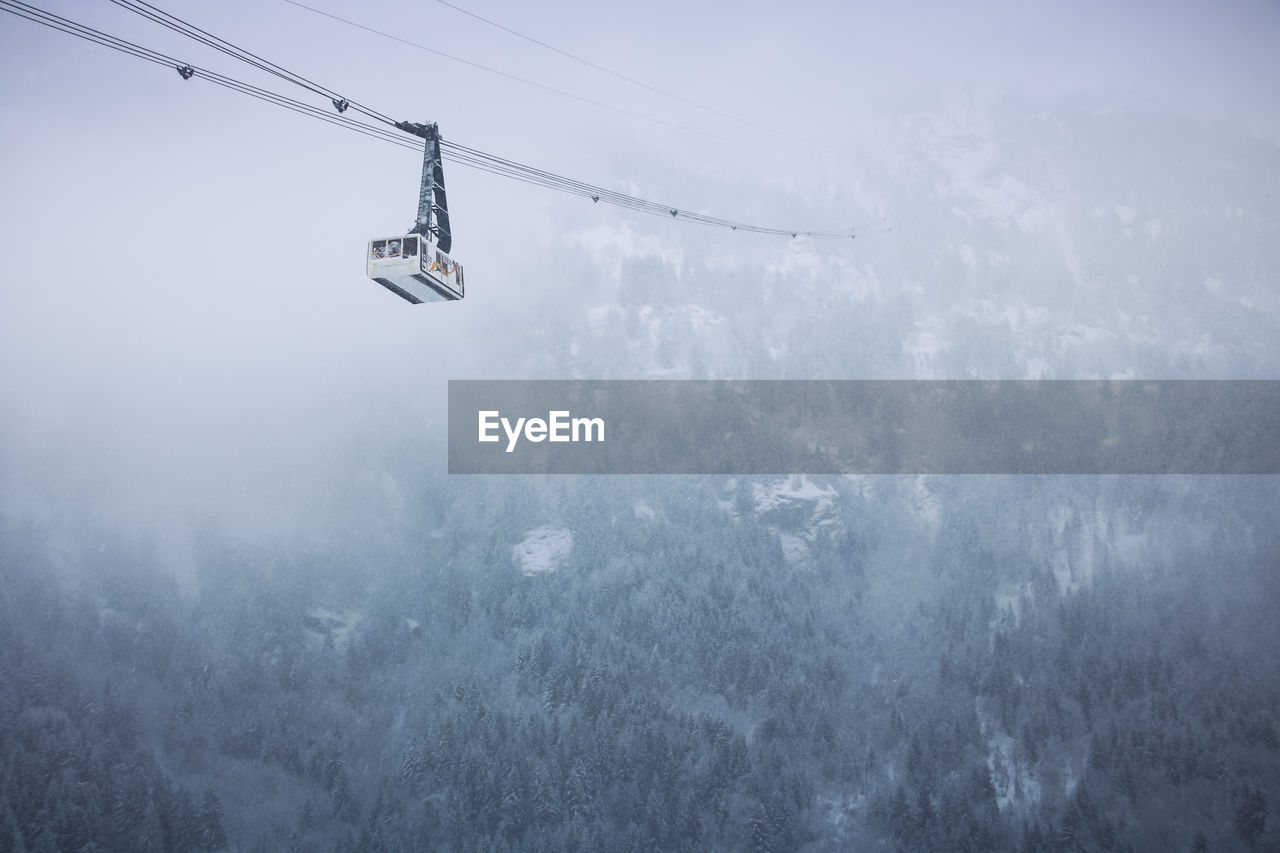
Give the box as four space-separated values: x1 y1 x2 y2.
367 120 464 303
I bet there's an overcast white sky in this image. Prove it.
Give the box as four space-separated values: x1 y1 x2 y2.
1 0 1278 545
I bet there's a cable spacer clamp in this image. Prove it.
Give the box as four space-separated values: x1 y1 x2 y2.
176 65 195 80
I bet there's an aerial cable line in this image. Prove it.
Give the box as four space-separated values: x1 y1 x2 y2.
7 0 863 238
105 0 862 235
1 1 863 240
279 0 743 147
106 0 394 126
0 3 576 199
439 139 862 237
428 0 823 147
0 1 406 145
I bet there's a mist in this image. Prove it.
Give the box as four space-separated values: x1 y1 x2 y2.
1 0 1278 849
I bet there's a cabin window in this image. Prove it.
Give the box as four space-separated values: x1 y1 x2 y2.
404 236 418 256
387 239 402 257
371 240 387 259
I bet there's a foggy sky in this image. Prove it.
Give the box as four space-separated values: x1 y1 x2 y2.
1 0 1278 547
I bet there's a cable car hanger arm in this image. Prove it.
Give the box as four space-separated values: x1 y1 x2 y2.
395 120 452 254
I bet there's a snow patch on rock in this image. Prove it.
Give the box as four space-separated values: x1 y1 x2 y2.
986 732 1042 812
977 700 1042 813
303 607 361 652
753 476 837 526
513 526 573 576
993 581 1033 630
752 477 841 565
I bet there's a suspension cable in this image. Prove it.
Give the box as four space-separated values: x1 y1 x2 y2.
1 0 866 240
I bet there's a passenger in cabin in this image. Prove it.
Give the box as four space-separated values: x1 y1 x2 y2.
388 240 402 257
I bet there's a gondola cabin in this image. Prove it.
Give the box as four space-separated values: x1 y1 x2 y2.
367 119 463 304
367 234 464 303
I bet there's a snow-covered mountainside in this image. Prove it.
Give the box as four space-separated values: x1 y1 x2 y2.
2 95 1277 852
493 98 1278 385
